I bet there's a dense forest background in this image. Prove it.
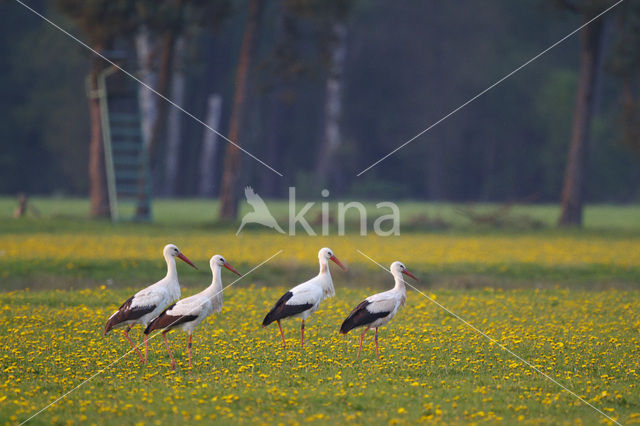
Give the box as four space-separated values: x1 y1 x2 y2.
1 0 639 208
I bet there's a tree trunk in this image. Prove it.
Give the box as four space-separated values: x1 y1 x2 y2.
198 94 223 196
135 25 158 150
620 80 640 153
314 21 348 190
135 29 176 217
149 30 176 183
88 52 110 219
261 3 291 198
164 36 186 196
558 16 608 226
219 0 262 220
13 193 28 218
262 89 289 198
426 0 447 200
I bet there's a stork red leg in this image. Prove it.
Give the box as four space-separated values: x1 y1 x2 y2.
300 320 305 347
277 320 286 348
143 334 148 365
162 331 176 370
187 334 192 368
375 328 379 360
123 326 144 363
357 326 369 359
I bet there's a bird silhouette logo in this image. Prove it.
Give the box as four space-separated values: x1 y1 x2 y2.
236 186 285 235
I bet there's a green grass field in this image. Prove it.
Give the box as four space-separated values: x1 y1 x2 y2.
1 197 639 230
2 286 639 424
1 197 639 424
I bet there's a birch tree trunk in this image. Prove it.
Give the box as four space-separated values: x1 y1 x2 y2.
198 94 223 196
558 16 609 226
164 36 186 196
219 0 262 220
88 51 110 218
148 31 176 176
314 21 347 190
135 26 157 150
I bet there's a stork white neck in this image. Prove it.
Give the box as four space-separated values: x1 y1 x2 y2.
392 268 406 292
164 251 179 280
316 257 335 299
204 263 224 298
319 256 331 276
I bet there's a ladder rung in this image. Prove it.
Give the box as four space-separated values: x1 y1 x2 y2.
109 113 140 124
116 189 150 200
112 142 143 151
115 171 143 180
111 135 142 143
116 184 145 193
113 157 141 167
111 127 142 137
107 93 138 102
118 196 148 203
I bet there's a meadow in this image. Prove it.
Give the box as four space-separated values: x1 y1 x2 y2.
1 197 639 424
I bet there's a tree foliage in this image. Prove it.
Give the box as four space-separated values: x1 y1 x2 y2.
2 0 639 203
55 0 139 47
609 0 640 154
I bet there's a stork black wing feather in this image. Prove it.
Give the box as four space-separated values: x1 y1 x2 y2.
340 300 390 334
262 291 313 326
144 304 199 334
104 296 156 335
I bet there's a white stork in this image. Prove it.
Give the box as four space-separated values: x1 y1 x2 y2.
263 247 347 347
104 244 197 363
340 261 418 360
144 255 242 370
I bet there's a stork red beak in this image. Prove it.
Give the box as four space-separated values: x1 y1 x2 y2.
223 262 242 277
177 253 198 270
330 255 347 271
402 268 418 281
